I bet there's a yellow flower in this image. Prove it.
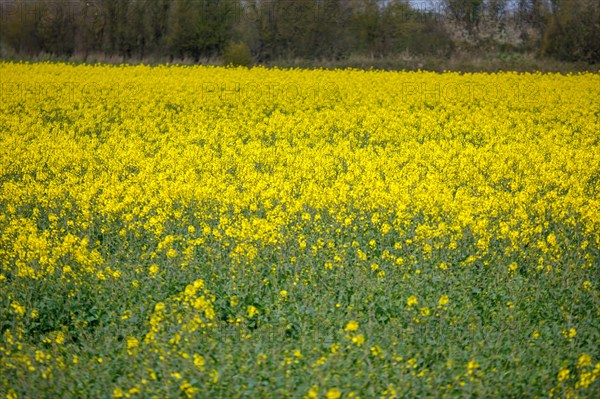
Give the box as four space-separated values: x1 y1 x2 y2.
280 290 288 298
357 249 367 261
55 331 65 344
407 295 418 307
127 337 139 348
577 370 595 388
166 248 177 258
326 388 342 399
371 345 383 357
247 305 258 318
11 302 26 317
149 264 159 277
306 385 319 399
194 354 205 370
113 387 124 398
578 354 592 368
420 307 430 317
352 334 365 347
562 328 577 340
180 381 199 398
345 320 359 332
438 295 450 308
171 372 182 380
557 368 570 382
467 359 479 374
209 369 219 383
126 337 139 355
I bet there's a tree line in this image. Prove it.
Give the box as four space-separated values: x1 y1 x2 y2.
0 0 598 64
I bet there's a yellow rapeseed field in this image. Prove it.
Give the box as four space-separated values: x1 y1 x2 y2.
1 62 599 398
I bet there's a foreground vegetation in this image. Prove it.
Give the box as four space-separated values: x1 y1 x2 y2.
1 62 599 398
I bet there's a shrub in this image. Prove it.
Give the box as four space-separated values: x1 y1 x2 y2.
222 41 253 67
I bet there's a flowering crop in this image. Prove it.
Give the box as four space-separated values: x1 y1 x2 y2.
1 62 599 398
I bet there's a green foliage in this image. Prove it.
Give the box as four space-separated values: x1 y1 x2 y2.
2 0 597 64
541 0 600 63
2 207 599 398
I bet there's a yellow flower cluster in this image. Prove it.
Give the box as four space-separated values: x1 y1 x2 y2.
1 63 598 284
551 354 600 398
0 62 598 398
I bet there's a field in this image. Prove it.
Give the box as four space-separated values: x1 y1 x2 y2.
0 63 599 398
